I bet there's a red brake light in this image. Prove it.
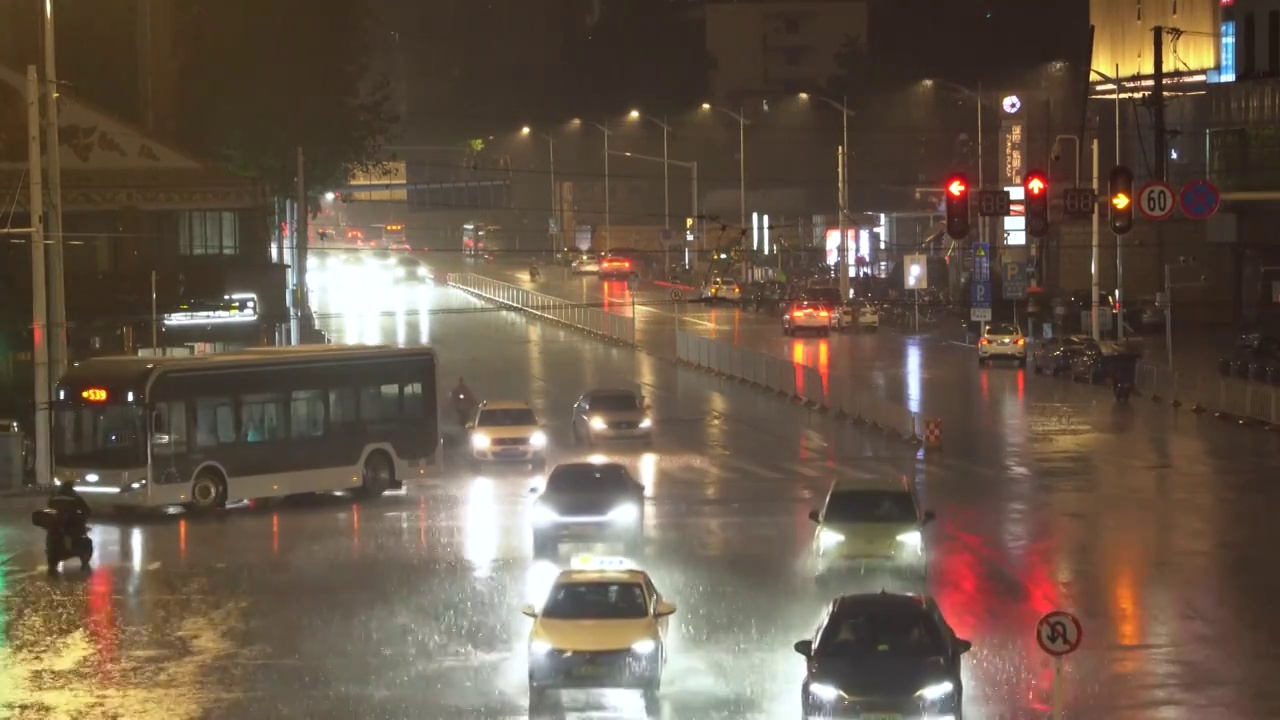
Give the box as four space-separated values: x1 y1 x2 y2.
1016 337 1026 346
979 337 990 345
818 310 830 317
791 311 804 318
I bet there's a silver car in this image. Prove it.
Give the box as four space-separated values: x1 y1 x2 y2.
571 389 653 445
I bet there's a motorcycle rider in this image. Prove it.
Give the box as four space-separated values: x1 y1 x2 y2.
452 376 477 425
47 478 91 574
529 260 541 281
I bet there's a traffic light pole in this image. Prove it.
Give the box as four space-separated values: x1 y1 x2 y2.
1090 138 1101 341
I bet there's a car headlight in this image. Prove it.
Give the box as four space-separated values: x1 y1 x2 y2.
531 504 559 526
129 478 147 490
896 530 923 547
608 504 639 523
808 683 846 701
818 528 845 548
631 638 656 654
417 267 427 277
530 640 553 656
395 267 406 277
638 417 652 429
471 433 491 449
588 416 608 430
529 431 547 448
915 680 954 701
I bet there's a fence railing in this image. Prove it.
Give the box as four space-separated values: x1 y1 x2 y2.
449 272 922 441
1136 361 1279 425
448 273 636 346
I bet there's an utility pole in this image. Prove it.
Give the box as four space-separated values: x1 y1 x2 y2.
1115 62 1125 341
43 2 67 383
26 66 52 487
293 147 306 345
838 145 849 301
1152 25 1168 274
1090 137 1101 341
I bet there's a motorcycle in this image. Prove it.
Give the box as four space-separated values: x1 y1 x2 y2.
529 266 541 282
32 509 93 573
1113 380 1133 402
454 392 478 426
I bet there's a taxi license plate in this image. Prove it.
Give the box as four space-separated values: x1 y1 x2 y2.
571 665 607 678
496 449 524 457
861 715 901 720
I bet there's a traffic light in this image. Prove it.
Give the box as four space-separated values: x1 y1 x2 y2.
1024 170 1049 237
944 174 970 240
1109 165 1134 235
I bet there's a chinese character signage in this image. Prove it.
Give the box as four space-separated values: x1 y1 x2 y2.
1001 123 1025 186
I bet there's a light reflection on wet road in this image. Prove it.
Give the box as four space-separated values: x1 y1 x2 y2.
0 267 1278 718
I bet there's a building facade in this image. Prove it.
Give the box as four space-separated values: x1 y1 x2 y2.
704 0 869 104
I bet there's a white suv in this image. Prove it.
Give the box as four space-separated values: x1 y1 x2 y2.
978 323 1027 366
467 400 547 471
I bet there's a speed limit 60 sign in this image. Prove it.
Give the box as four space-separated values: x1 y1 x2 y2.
1139 182 1176 220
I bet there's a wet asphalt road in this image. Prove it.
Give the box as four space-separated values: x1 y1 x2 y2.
2 267 1280 719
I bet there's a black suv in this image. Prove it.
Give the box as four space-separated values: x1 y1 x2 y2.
530 463 645 556
795 592 971 719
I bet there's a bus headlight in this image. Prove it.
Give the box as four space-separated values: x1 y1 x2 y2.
529 431 547 448
631 638 656 654
471 433 491 449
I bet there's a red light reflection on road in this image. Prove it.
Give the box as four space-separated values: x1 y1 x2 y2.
352 504 361 556
818 339 829 396
272 512 280 556
980 370 989 400
87 570 117 666
1017 369 1025 399
792 341 805 393
178 519 187 562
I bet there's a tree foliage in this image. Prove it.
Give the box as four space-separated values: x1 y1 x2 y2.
172 0 396 195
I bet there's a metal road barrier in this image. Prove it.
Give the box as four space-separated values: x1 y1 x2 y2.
1136 361 1279 426
446 271 924 442
448 273 636 347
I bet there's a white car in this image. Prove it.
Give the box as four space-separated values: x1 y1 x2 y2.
571 389 653 445
701 277 741 304
855 301 880 332
467 400 547 471
782 301 832 337
978 322 1027 366
571 254 600 274
524 556 675 714
802 288 852 330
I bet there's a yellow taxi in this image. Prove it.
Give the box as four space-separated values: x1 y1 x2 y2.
809 477 935 584
523 555 675 713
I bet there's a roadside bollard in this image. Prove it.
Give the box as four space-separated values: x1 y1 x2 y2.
924 419 942 451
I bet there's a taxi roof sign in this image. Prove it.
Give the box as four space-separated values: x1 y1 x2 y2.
569 554 637 571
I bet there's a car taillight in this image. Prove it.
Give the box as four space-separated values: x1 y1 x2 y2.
979 338 990 345
818 310 830 317
791 311 804 318
1016 338 1026 346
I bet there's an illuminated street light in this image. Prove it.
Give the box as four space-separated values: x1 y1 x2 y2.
700 102 711 110
699 103 749 237
797 92 810 100
628 109 641 119
519 126 557 252
626 110 674 231
521 126 531 135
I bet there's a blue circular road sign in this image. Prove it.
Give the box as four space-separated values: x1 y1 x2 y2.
1179 179 1220 219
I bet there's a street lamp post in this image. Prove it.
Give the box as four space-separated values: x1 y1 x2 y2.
613 151 699 267
701 103 749 276
628 111 672 233
586 121 612 251
521 126 557 255
799 92 854 299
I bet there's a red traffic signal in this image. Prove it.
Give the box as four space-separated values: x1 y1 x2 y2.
1024 170 1049 237
944 173 970 240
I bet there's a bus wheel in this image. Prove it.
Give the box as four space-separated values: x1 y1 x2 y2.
188 470 227 512
359 451 393 499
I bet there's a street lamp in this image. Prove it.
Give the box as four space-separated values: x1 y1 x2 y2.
798 91 854 298
626 109 673 233
698 103 749 237
613 150 700 263
520 125 557 253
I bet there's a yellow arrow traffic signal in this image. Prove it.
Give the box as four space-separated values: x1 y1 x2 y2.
1112 193 1130 210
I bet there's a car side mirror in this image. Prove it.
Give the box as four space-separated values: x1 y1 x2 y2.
793 639 813 657
655 601 677 617
957 639 972 654
528 486 540 495
521 604 538 618
923 510 936 524
808 509 821 523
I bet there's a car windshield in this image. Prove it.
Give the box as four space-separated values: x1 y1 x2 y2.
546 465 634 494
792 302 826 311
54 403 145 467
541 581 649 619
824 491 917 523
986 324 1020 336
591 394 640 411
816 608 946 657
477 408 537 426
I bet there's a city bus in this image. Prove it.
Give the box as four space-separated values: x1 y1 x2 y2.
462 222 507 257
382 223 409 250
52 345 438 512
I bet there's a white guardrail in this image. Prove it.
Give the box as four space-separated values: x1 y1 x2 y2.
1136 361 1280 426
447 272 923 442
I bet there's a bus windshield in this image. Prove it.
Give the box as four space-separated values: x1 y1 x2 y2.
54 403 145 467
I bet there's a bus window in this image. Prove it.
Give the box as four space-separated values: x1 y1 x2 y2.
196 398 236 447
360 384 400 422
240 393 285 443
402 382 423 418
290 390 326 438
152 401 188 455
329 387 358 430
